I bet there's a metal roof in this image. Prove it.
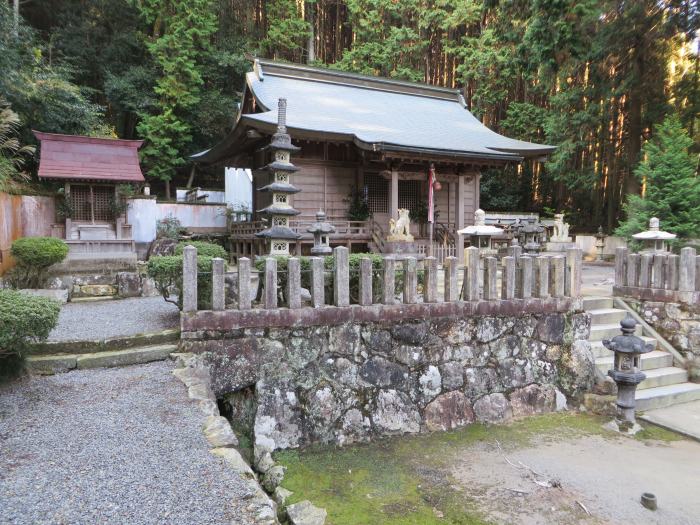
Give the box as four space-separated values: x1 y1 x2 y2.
34 131 145 182
193 60 555 164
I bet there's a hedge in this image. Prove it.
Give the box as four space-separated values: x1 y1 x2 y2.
147 254 214 310
0 289 61 379
10 237 68 288
174 241 227 259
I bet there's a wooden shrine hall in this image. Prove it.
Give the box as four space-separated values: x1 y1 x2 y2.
193 59 555 262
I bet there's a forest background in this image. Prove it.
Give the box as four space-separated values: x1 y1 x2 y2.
1 0 698 232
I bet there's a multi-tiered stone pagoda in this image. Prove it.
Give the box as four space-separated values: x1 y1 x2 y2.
255 98 301 255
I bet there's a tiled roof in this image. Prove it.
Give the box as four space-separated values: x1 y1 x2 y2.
34 132 145 182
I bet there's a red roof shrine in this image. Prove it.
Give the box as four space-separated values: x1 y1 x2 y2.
34 131 145 183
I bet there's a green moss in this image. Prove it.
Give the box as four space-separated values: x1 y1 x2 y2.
274 413 683 524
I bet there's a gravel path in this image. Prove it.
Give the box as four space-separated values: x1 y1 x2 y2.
48 297 179 341
0 361 257 525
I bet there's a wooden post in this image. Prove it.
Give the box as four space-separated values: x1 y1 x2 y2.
311 257 325 308
334 246 349 307
484 257 498 300
403 257 417 304
501 256 516 299
444 256 458 302
456 175 465 266
383 256 396 304
390 168 399 221
238 257 251 310
182 245 198 313
464 246 480 301
211 257 225 311
359 257 373 306
287 257 301 309
424 256 438 303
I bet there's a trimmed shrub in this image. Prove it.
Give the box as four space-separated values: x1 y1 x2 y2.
0 289 61 380
174 241 227 259
9 237 69 288
147 254 214 310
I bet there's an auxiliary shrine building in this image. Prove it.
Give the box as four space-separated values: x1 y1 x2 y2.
193 59 554 262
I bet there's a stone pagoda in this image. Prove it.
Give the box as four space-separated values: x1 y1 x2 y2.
255 98 302 255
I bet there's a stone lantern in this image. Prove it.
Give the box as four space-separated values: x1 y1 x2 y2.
307 210 335 255
516 220 545 255
595 226 605 262
256 98 302 255
603 316 652 434
632 217 676 254
457 209 503 257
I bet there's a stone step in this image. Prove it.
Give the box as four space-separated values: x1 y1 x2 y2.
582 296 614 311
588 308 627 326
590 336 657 358
596 350 673 373
589 322 643 341
30 329 180 356
636 383 700 412
637 367 689 390
26 343 178 375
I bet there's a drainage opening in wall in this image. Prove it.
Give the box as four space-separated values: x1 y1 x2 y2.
217 385 256 464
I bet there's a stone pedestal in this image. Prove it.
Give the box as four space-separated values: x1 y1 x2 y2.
545 240 575 252
384 241 420 258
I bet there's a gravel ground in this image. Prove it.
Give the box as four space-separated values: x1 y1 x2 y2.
0 361 257 525
48 297 179 341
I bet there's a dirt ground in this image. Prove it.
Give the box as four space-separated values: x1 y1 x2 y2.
451 433 700 525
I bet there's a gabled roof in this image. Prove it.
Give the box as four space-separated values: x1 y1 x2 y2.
34 131 145 183
193 59 555 165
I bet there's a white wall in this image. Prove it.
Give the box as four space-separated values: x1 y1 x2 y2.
575 234 627 259
225 167 253 211
127 198 227 243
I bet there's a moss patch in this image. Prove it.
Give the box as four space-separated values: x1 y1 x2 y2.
274 413 682 524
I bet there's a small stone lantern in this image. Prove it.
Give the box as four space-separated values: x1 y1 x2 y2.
595 226 605 262
632 217 676 254
307 210 335 255
603 316 652 434
457 209 503 257
516 220 545 255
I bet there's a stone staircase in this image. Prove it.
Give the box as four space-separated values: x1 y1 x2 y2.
584 296 700 411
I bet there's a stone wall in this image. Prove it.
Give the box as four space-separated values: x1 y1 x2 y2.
630 299 700 363
180 305 594 453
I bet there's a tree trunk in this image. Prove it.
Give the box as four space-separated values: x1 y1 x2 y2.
306 2 315 63
13 0 19 37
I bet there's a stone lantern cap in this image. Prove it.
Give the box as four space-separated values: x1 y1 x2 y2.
602 317 653 355
307 210 336 234
632 217 676 241
457 209 504 236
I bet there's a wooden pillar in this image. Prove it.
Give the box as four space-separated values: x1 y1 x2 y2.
456 174 465 265
390 168 399 220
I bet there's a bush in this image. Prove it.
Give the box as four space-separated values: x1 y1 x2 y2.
10 237 68 288
0 289 60 380
174 241 227 259
156 215 184 240
147 254 214 310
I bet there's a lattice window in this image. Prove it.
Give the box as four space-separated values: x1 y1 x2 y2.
274 193 288 204
273 217 288 227
275 150 289 162
92 186 113 221
69 185 91 221
364 173 388 214
398 180 422 212
272 241 289 254
275 172 289 183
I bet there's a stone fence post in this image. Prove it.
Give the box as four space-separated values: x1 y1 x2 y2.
383 257 395 305
334 246 349 307
484 256 498 300
614 247 627 287
501 256 515 299
238 257 251 310
182 245 198 313
444 256 458 302
211 257 225 311
520 255 533 299
359 257 373 306
403 257 417 304
287 257 301 309
550 255 565 298
666 254 679 291
535 255 549 298
652 254 665 289
464 247 480 301
264 257 277 309
311 257 324 308
679 247 697 301
566 247 582 297
424 256 438 303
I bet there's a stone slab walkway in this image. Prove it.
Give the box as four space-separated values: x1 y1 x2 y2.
48 296 179 342
641 400 700 442
0 361 257 525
